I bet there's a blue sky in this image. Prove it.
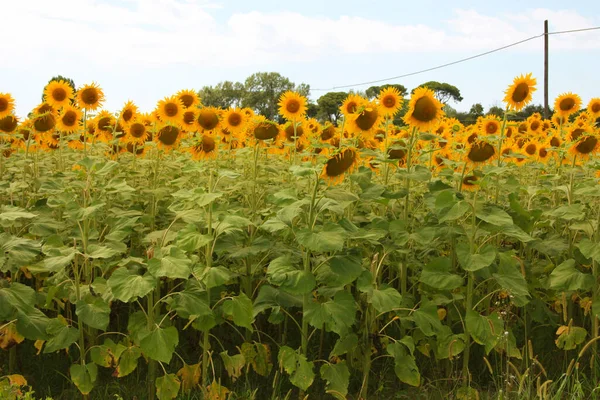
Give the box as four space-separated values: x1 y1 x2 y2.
2 0 599 117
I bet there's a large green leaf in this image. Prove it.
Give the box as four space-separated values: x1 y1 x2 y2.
108 268 157 303
170 288 213 321
420 257 463 290
465 311 503 353
148 247 192 280
139 326 179 363
456 243 496 272
70 363 97 395
116 346 142 377
369 287 402 314
304 291 356 335
412 305 443 337
222 293 254 330
277 346 315 391
320 361 350 399
493 253 530 306
438 201 470 223
577 239 600 263
44 319 80 353
549 259 594 292
476 205 514 226
76 295 110 331
555 326 587 350
296 223 346 252
156 374 181 400
387 342 420 387
267 256 315 295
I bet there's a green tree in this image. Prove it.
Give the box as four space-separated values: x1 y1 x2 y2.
469 103 484 118
486 105 504 117
42 75 76 103
198 81 245 109
316 92 347 123
415 81 463 104
242 72 308 120
365 84 408 100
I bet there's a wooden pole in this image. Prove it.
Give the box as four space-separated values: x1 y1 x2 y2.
544 20 549 119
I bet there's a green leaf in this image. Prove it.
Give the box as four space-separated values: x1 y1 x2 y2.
108 268 157 303
76 295 110 330
493 253 530 306
196 192 223 207
277 346 314 391
544 204 585 221
556 326 587 350
296 223 346 252
387 342 420 387
420 257 463 290
456 243 496 272
193 265 235 289
16 309 51 340
439 201 470 223
549 259 594 292
156 374 181 400
253 285 302 316
465 311 503 353
44 320 79 353
40 247 76 273
370 287 402 314
171 288 213 321
176 226 212 252
267 256 316 295
116 346 142 377
221 351 246 382
139 326 179 363
222 293 254 330
90 339 125 368
476 205 513 226
148 247 192 280
577 239 600 262
412 305 443 337
304 291 356 335
0 209 37 222
86 244 120 259
320 361 350 399
70 363 97 395
330 334 358 357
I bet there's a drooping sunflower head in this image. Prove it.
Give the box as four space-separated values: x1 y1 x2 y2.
94 110 116 142
32 103 57 133
76 82 105 111
347 101 384 136
321 147 360 184
196 106 221 133
587 98 600 119
250 116 281 143
155 123 182 150
403 87 444 132
465 139 496 165
189 134 219 160
569 132 599 159
554 92 582 118
340 94 366 118
320 123 337 141
566 124 591 143
56 105 82 133
503 73 537 111
120 101 139 127
278 91 307 121
283 120 307 144
461 174 480 192
0 93 15 119
537 141 552 163
222 108 247 136
44 80 74 109
377 86 404 117
177 89 201 109
479 116 501 136
523 140 538 160
156 96 184 126
0 115 19 133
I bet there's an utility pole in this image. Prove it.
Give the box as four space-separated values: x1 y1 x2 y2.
544 20 549 119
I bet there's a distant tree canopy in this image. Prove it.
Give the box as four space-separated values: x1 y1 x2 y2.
415 81 463 104
42 75 76 103
316 92 347 123
365 84 408 100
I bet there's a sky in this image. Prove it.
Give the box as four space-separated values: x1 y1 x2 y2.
1 0 599 118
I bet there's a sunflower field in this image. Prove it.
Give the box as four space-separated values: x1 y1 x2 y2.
1 75 600 400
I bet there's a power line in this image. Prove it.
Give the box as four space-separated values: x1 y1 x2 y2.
311 26 600 92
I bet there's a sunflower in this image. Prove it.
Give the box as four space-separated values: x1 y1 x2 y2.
119 101 138 127
181 109 198 132
95 110 117 143
377 87 403 117
340 94 365 118
347 101 384 136
0 93 16 119
44 80 73 109
305 118 321 137
551 113 565 128
569 133 599 158
125 119 149 145
386 138 407 162
156 96 184 126
278 91 307 121
537 141 552 163
461 175 480 192
242 107 255 118
479 116 501 136
222 108 246 136
587 98 600 119
177 89 201 109
190 135 219 160
527 116 543 137
248 116 280 143
566 125 590 143
403 87 444 132
503 73 537 111
0 115 19 133
523 140 538 158
155 124 182 150
321 147 360 184
140 112 155 127
554 93 582 119
196 107 221 132
32 103 57 133
320 123 337 141
283 120 307 144
466 140 496 165
76 82 104 111
56 105 82 133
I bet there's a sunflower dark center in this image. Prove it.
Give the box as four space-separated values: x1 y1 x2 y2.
0 116 18 133
21 129 30 141
81 88 98 105
550 137 561 147
52 88 67 102
345 101 358 114
254 123 279 140
158 126 180 146
559 98 576 111
320 126 335 141
592 103 600 113
285 125 304 141
518 123 527 133
463 175 478 186
183 111 195 125
525 143 536 155
286 99 300 114
197 110 219 130
34 115 55 132
228 112 242 127
201 136 216 152
530 121 540 131
98 117 113 132
468 142 495 162
126 143 144 155
571 128 584 141
388 140 406 160
130 123 146 138
512 83 529 103
355 108 379 131
38 104 54 115
539 147 548 158
575 136 598 154
505 127 513 138
0 98 8 112
325 149 357 177
180 94 194 108
467 133 478 144
62 111 77 127
383 95 396 108
485 122 498 134
123 109 133 122
164 103 179 118
413 96 437 123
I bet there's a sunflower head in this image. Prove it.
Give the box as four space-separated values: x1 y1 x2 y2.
347 101 384 136
77 82 105 111
587 98 600 118
56 105 82 133
340 94 366 118
44 80 74 109
250 116 281 142
554 92 582 118
461 175 480 192
479 116 501 136
466 140 496 165
155 123 182 150
32 103 57 133
125 118 149 145
403 87 444 132
0 115 19 133
377 87 403 117
156 96 184 126
195 106 221 133
189 134 219 160
278 91 307 121
0 93 15 119
321 148 360 184
222 108 246 136
181 109 198 131
503 73 537 111
177 89 201 109
120 101 139 127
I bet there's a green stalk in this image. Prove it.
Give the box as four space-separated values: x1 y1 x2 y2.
147 289 157 400
493 108 509 204
383 117 391 187
462 192 478 389
202 167 214 388
400 128 417 297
